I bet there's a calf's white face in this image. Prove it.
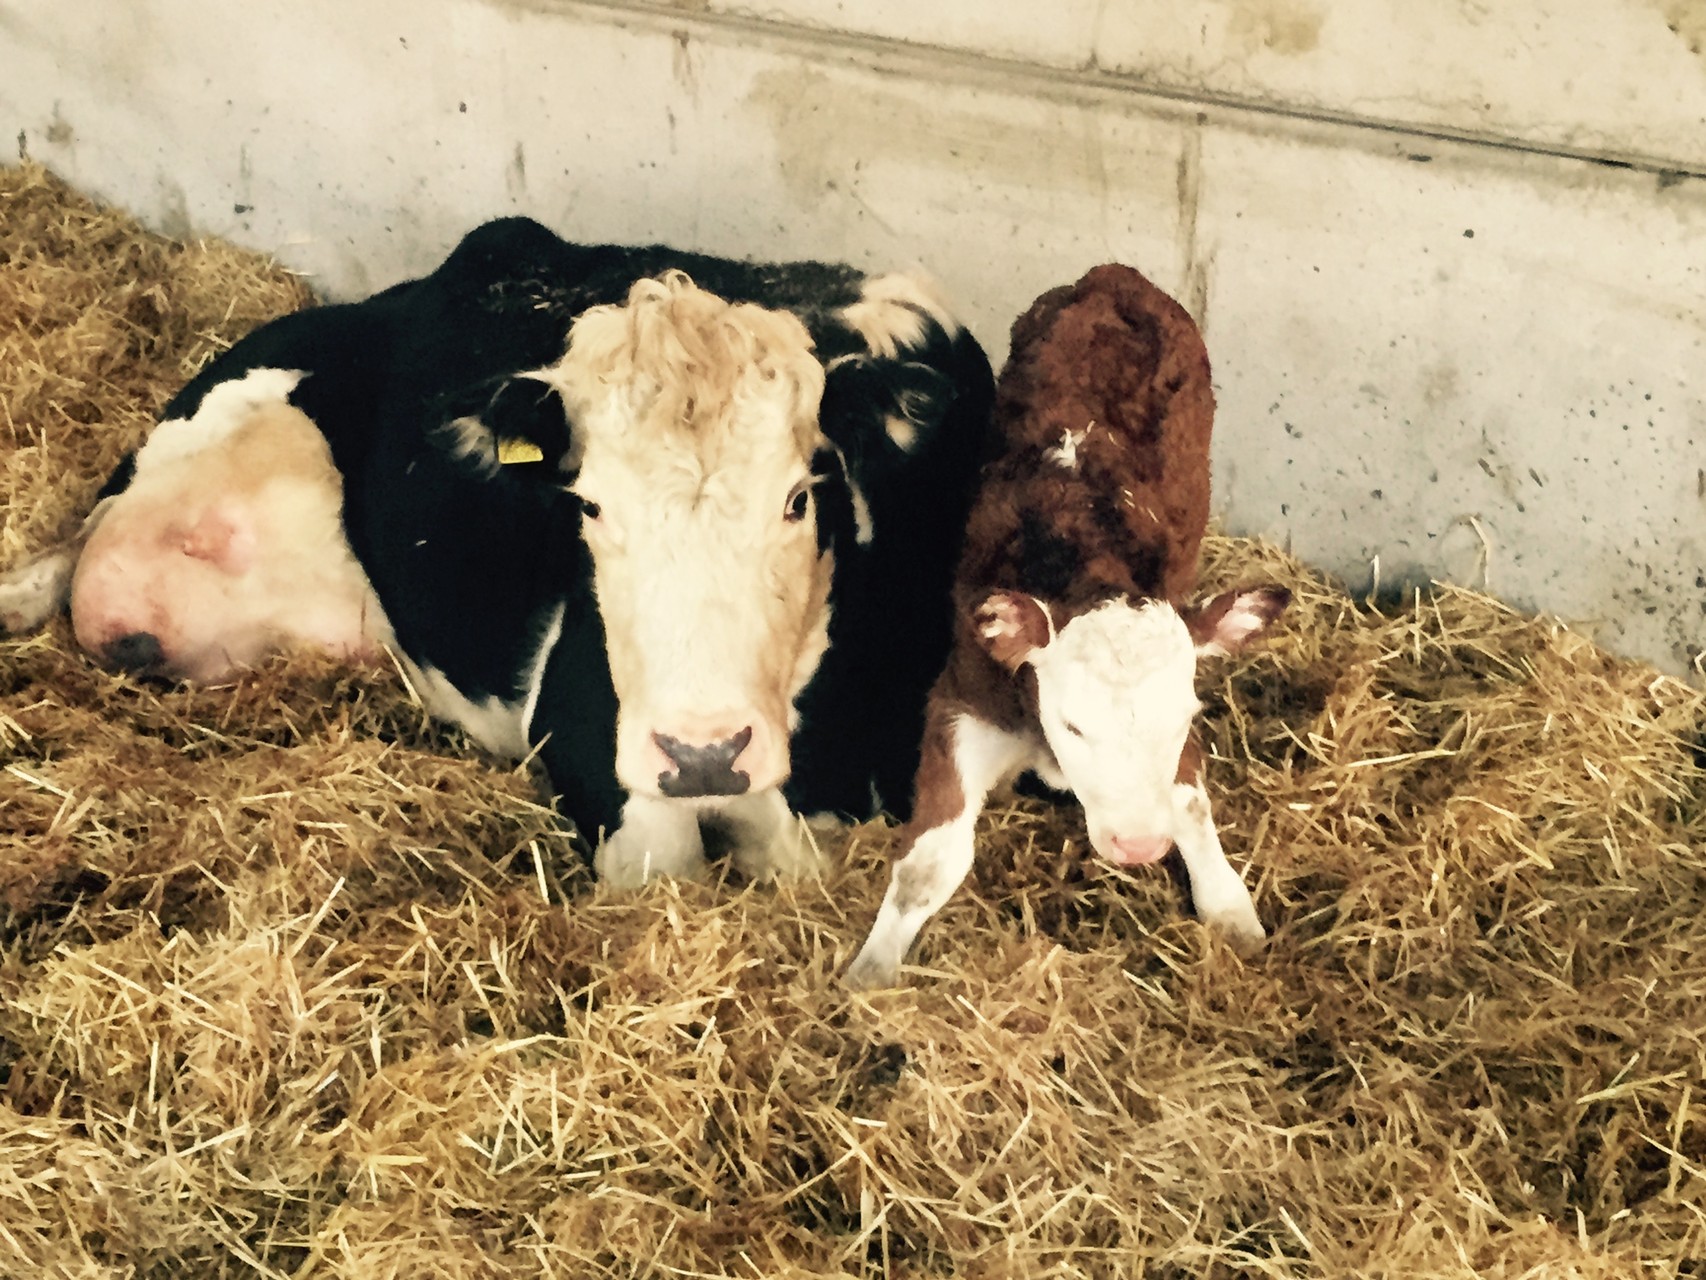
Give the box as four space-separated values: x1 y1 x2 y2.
545 273 832 800
975 586 1288 864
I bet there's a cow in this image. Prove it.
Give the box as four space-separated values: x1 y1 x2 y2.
844 263 1289 990
0 218 994 881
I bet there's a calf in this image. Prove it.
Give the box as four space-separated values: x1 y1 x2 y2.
845 264 1288 989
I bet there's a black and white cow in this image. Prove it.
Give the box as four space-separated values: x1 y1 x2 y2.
0 218 994 876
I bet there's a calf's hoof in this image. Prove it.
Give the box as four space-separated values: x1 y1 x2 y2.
1203 905 1268 957
843 946 902 992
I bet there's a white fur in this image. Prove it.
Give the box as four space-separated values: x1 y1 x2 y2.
1029 600 1202 854
845 714 1032 989
140 367 306 473
399 657 531 758
0 546 80 633
396 601 567 760
544 273 833 803
596 793 710 888
837 273 958 360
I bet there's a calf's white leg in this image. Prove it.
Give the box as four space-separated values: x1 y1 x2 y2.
1170 779 1266 953
845 713 1029 989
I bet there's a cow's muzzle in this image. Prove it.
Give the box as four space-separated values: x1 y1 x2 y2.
654 727 753 798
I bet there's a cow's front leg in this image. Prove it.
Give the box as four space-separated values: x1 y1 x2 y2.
0 497 117 636
0 547 79 635
1170 780 1266 954
720 786 824 883
844 712 1028 989
596 794 709 889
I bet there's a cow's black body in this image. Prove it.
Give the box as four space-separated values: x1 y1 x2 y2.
146 217 995 854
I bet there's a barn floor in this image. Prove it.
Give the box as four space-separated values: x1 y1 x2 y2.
1 163 1703 1279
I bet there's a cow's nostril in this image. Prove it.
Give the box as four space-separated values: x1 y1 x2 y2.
105 631 165 672
653 727 754 797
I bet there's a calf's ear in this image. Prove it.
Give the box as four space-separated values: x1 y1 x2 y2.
971 591 1054 670
1184 585 1291 657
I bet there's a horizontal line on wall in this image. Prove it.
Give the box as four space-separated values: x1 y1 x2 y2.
521 0 1706 182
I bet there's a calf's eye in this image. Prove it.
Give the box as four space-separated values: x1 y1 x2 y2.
578 497 601 521
784 483 812 523
1063 721 1085 738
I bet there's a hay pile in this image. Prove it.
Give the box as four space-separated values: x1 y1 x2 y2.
2 163 1703 1279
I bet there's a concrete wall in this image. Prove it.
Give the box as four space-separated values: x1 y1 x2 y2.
3 0 1702 674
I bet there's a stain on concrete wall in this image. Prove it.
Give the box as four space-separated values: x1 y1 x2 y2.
746 66 1114 208
1225 0 1326 56
1658 0 1706 56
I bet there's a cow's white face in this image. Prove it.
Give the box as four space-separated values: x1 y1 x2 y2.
974 586 1288 863
546 273 832 800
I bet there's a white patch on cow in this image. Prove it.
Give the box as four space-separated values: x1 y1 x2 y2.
844 714 1032 989
541 271 833 801
400 657 529 758
885 415 918 452
1048 423 1091 469
837 272 959 360
69 399 389 682
824 443 874 545
1028 599 1202 860
519 601 567 744
141 367 306 473
719 786 825 882
393 600 567 760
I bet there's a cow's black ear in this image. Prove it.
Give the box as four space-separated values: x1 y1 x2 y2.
820 356 955 460
485 376 575 472
437 375 576 477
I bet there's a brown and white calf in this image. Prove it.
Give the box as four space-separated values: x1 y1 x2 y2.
845 263 1288 988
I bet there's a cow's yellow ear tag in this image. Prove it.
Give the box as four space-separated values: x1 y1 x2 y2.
496 437 545 465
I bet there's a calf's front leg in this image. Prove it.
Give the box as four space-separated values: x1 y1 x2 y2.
1170 778 1266 954
844 711 1028 989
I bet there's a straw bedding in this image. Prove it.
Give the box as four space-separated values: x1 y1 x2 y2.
1 162 1702 1278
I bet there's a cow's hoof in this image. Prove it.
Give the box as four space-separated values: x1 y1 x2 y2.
595 828 710 890
733 825 826 884
0 550 76 635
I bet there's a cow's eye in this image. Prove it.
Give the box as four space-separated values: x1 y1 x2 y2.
784 482 812 523
578 496 602 521
1063 721 1085 738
